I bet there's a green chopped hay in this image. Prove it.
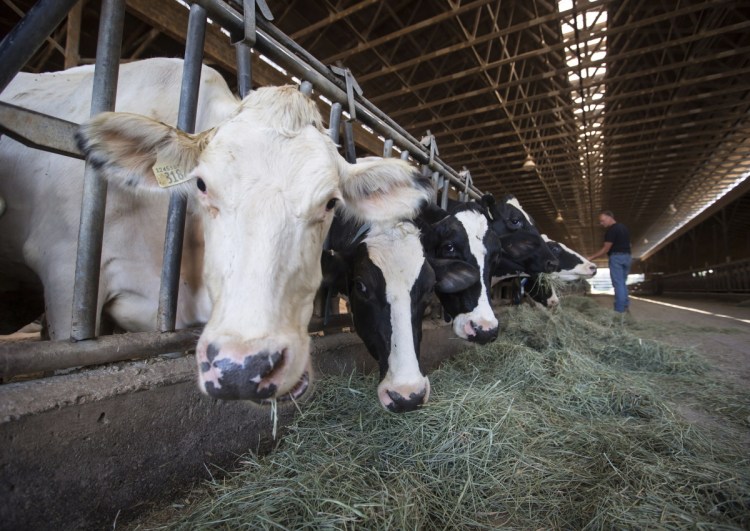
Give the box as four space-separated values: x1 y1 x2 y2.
149 296 750 530
530 272 567 295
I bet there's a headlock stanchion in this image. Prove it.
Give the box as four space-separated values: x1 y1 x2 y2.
189 0 482 199
328 102 343 145
441 176 451 211
383 138 394 158
459 168 473 203
157 3 208 333
0 0 486 378
71 0 126 341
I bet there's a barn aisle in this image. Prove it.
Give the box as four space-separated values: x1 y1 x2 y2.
591 293 750 390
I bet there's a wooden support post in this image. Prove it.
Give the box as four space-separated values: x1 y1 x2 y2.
64 0 82 69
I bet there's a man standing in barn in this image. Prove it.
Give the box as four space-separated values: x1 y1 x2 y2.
588 210 632 314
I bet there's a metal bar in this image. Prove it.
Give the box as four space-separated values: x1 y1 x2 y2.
343 121 357 164
0 0 80 93
0 329 200 380
383 138 393 157
400 150 410 161
441 178 450 211
70 0 126 341
157 3 207 333
328 102 342 144
299 80 313 96
187 0 482 200
235 41 252 97
0 101 83 159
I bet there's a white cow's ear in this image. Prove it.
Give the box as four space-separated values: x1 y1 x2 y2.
76 112 214 192
339 157 433 222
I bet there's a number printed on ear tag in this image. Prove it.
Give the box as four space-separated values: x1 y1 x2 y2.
153 155 191 188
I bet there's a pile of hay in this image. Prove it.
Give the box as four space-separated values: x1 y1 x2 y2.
153 297 750 529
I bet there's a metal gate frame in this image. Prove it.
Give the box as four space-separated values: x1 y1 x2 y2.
0 0 484 380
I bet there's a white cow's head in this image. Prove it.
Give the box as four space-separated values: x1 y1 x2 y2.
77 85 431 403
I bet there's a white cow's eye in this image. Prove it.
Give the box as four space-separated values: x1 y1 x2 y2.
196 178 207 193
325 198 338 211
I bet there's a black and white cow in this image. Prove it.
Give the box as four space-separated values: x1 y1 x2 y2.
418 201 502 343
480 194 558 276
322 212 478 412
515 235 597 307
0 58 432 403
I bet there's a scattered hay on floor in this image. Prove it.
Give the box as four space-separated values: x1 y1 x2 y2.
150 296 750 530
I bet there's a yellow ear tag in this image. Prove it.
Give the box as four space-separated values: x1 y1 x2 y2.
153 154 191 188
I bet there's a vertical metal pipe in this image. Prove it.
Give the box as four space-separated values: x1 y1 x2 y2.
235 41 252 98
322 103 343 253
441 178 450 211
432 171 440 199
383 138 393 157
343 121 356 164
400 150 410 161
328 102 342 144
157 4 207 333
299 80 313 96
0 0 80 93
70 0 125 341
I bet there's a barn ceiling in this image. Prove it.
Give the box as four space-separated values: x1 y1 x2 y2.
1 0 749 262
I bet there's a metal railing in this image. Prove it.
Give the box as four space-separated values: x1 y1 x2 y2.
631 258 750 295
0 0 483 380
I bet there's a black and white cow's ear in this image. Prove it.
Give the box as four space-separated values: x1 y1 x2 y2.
479 194 496 221
76 112 214 193
429 258 479 294
338 156 434 223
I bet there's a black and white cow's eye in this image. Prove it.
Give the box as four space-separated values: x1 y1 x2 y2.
354 279 368 296
196 178 207 193
508 218 522 228
550 244 562 255
441 242 457 256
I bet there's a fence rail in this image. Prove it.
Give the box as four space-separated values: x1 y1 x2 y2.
631 258 750 295
0 0 483 380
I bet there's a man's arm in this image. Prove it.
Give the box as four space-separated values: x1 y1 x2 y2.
587 241 612 261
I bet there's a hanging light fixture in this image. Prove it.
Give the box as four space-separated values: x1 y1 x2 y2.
555 210 564 223
522 153 536 171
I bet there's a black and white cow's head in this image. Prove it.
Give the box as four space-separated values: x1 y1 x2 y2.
420 202 502 344
323 216 477 412
523 274 560 308
542 235 597 281
77 86 432 404
480 194 558 275
523 238 597 308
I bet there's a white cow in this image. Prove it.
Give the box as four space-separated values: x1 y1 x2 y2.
0 58 431 402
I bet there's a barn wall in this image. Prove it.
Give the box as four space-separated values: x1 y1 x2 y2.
0 323 466 530
642 190 750 275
